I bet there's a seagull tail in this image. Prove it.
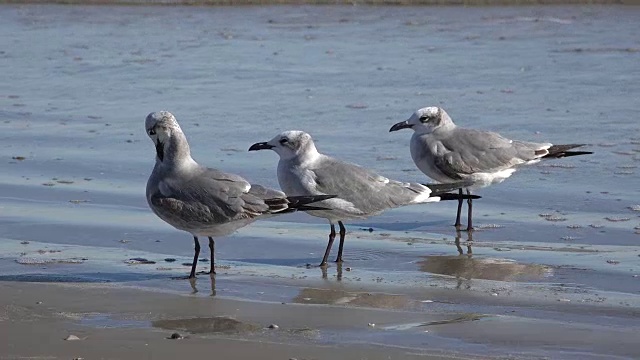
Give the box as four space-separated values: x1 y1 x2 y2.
266 194 336 213
541 144 593 159
437 192 481 201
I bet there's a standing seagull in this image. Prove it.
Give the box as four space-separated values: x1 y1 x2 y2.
389 106 593 231
145 112 333 278
249 130 479 267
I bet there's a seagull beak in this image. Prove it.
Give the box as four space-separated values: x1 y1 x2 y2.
248 142 275 151
389 120 413 132
155 139 164 161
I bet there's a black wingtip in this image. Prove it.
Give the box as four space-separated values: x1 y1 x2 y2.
285 194 336 208
543 144 593 159
437 193 481 201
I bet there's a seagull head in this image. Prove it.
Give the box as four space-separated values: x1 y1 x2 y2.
145 111 184 162
389 106 454 135
249 130 318 161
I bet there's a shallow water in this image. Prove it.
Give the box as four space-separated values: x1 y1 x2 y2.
1 4 639 359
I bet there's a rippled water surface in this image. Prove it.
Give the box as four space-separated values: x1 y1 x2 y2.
1 4 639 359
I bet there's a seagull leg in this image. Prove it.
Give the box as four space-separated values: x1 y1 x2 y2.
334 221 346 263
454 188 463 230
320 224 336 267
466 189 474 232
208 237 216 275
189 236 201 279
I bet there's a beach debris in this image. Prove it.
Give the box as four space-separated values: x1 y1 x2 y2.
345 267 352 271
125 258 156 265
20 241 29 245
56 179 74 184
12 156 26 161
566 224 582 229
119 239 130 243
628 205 640 212
606 260 620 265
268 324 279 329
42 182 55 187
560 236 578 241
421 300 434 303
168 332 184 340
558 299 571 302
36 301 42 305
360 227 374 232
368 323 375 327
589 224 604 229
164 258 176 262
346 103 368 109
64 335 82 341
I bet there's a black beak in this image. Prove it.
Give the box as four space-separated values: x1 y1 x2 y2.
389 120 413 132
248 142 274 151
155 139 164 161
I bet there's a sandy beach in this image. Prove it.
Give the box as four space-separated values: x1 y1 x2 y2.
2 279 639 359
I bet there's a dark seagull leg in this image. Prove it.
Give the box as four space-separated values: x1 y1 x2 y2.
320 224 336 267
208 237 216 275
334 221 347 263
466 189 474 232
189 236 201 279
454 188 464 230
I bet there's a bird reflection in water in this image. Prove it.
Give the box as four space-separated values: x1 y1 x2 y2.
320 262 344 281
188 273 217 297
418 231 551 289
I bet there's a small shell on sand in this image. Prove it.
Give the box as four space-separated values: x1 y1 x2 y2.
64 335 82 341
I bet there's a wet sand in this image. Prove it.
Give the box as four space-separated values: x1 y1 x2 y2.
0 282 445 360
2 280 639 360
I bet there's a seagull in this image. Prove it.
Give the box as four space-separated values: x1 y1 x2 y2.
249 130 479 267
145 112 334 278
389 106 593 231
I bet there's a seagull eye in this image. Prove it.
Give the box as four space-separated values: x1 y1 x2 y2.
419 115 429 123
279 138 288 145
148 129 156 136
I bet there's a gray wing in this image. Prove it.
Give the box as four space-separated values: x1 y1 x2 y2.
434 128 545 176
311 157 426 213
150 167 276 226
